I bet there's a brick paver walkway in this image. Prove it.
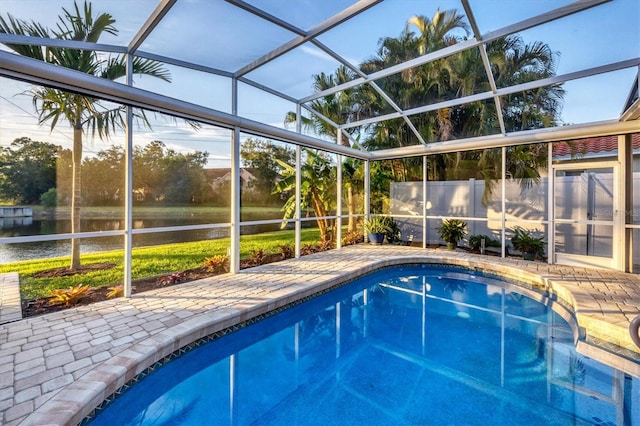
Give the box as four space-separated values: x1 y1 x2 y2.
1 245 639 425
0 273 21 325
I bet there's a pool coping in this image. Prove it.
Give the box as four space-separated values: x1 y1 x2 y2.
3 245 640 425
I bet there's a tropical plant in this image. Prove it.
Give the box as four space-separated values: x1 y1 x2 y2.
106 285 123 299
159 272 185 285
204 255 229 273
384 217 402 244
284 66 366 233
468 234 501 251
341 230 363 246
273 150 337 242
363 216 392 235
50 284 90 306
436 219 468 249
510 227 545 260
317 239 335 252
300 244 318 256
278 244 294 260
250 248 267 266
358 9 562 197
0 1 173 269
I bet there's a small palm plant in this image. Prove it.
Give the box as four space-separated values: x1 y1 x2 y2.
436 219 468 250
364 216 392 244
510 227 545 260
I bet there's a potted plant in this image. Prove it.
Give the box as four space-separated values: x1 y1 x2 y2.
364 216 392 244
436 219 468 250
469 234 501 254
384 217 401 244
510 227 545 260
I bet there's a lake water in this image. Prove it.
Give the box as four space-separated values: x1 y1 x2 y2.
0 213 293 263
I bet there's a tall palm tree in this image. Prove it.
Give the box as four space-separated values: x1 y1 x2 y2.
284 66 366 232
360 10 562 205
0 1 171 269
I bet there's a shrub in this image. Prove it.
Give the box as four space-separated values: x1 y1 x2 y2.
50 284 90 306
436 219 468 248
317 239 335 252
510 227 545 258
106 285 123 299
279 244 294 259
40 188 57 209
250 248 267 266
385 218 401 244
301 244 318 256
342 230 363 246
204 254 229 273
469 234 501 251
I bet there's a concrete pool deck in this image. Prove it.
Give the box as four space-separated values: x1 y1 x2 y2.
1 245 639 425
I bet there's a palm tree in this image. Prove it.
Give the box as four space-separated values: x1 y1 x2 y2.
284 66 366 232
0 1 171 269
273 150 337 243
360 10 562 204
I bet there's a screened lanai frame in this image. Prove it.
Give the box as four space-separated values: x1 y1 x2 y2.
0 0 639 296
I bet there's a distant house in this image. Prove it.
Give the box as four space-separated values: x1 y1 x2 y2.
206 168 259 192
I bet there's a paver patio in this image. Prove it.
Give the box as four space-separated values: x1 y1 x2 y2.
1 245 639 425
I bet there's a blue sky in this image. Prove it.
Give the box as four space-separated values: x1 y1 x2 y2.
1 0 638 167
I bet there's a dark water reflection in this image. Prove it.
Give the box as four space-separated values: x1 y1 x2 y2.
1 214 295 263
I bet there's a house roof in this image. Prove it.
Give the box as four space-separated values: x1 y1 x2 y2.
552 133 640 157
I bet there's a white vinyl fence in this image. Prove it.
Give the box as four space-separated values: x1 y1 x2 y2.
390 173 631 260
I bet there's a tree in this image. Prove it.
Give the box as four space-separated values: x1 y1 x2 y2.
40 188 58 209
284 66 367 232
133 141 166 202
132 141 210 204
0 1 172 269
240 137 295 206
162 149 209 203
358 9 562 204
273 150 337 242
82 145 124 205
0 137 63 204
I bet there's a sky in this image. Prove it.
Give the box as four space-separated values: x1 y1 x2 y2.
0 0 638 167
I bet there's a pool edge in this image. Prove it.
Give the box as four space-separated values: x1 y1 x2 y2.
17 251 640 426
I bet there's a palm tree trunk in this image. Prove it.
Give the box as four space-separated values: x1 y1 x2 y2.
311 190 328 241
70 124 82 270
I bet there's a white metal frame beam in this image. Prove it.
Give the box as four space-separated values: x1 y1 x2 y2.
0 51 368 160
128 0 177 52
341 58 640 131
299 0 611 105
232 0 382 78
368 119 639 159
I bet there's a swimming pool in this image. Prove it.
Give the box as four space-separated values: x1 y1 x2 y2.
88 265 638 425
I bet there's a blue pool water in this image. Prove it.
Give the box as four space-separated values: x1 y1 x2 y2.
90 265 639 425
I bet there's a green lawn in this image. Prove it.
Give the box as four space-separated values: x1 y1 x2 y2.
1 228 323 300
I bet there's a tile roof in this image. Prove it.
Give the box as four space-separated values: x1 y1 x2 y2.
553 133 640 157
